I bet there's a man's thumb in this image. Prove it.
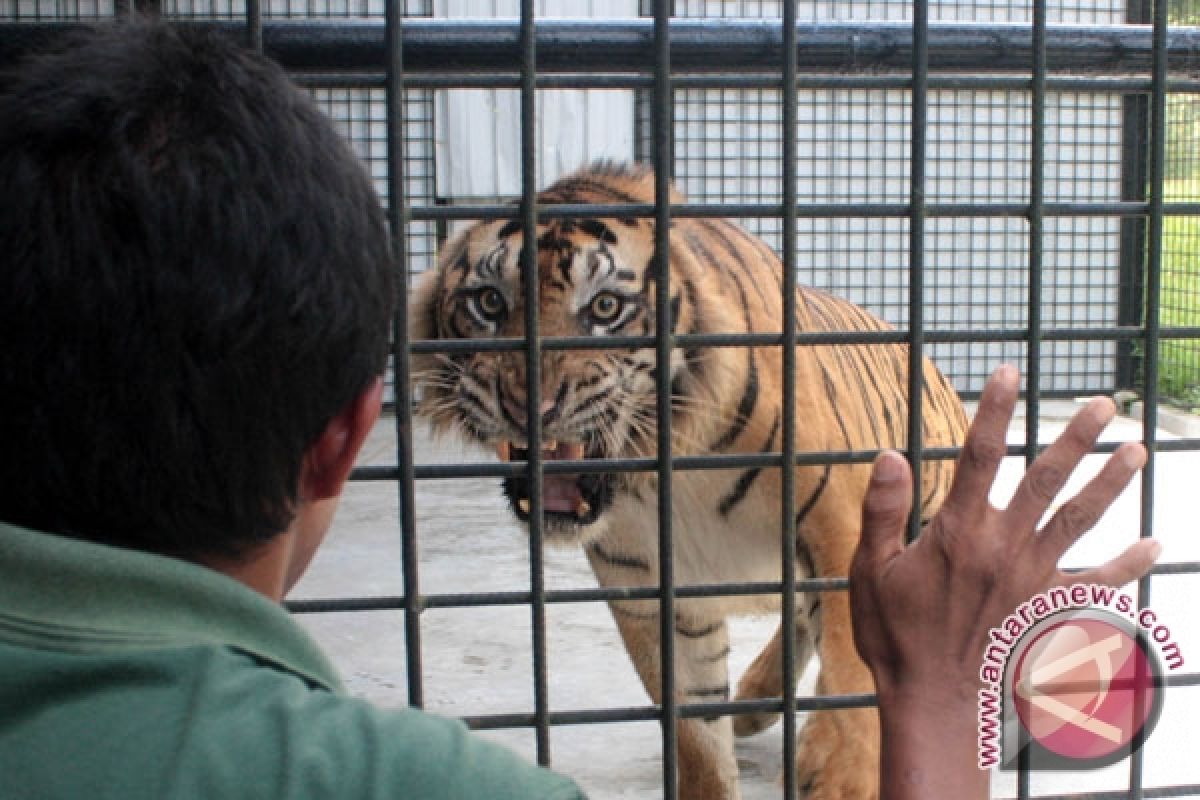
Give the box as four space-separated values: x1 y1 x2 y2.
856 450 912 567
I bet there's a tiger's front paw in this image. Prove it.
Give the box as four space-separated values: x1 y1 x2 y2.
795 711 879 799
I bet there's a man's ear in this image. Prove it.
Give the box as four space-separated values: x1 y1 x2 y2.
300 377 385 502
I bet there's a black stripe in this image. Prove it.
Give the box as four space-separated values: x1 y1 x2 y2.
796 536 817 578
805 294 884 449
675 619 722 638
922 481 939 516
449 249 471 279
588 541 651 572
794 463 832 532
695 219 773 309
609 603 657 620
575 369 606 391
711 353 758 452
482 243 509 280
699 645 732 663
820 364 854 450
718 409 781 517
680 278 705 379
686 686 730 698
497 219 522 239
579 218 618 244
543 178 643 205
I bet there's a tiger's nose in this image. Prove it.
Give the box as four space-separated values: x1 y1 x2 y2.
502 394 556 428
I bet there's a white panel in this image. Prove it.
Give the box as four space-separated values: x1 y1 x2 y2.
434 0 637 199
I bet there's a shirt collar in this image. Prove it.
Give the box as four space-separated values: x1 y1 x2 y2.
0 520 342 692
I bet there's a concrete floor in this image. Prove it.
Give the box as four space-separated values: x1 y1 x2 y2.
290 400 1200 799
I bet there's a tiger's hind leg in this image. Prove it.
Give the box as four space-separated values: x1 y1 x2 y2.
732 610 817 737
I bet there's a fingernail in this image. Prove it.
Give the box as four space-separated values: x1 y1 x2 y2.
1119 444 1147 469
994 363 1019 386
1147 539 1163 561
873 451 904 483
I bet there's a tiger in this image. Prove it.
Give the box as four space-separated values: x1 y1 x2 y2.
410 162 968 800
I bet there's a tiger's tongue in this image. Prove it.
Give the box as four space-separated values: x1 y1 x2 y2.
538 441 585 514
542 476 583 513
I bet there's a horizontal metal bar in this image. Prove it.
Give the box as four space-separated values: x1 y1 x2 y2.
348 438 1200 483
6 21 1200 76
286 578 851 614
460 693 879 731
407 325 1200 357
410 200 1200 223
287 561 1200 614
296 69 1200 93
461 675 1200 730
998 786 1200 800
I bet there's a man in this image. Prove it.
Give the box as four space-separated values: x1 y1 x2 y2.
0 19 583 800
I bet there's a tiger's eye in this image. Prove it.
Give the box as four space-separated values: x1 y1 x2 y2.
590 292 622 322
476 287 506 318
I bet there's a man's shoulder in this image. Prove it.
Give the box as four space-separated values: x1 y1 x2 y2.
195 648 586 799
162 646 585 799
0 641 584 800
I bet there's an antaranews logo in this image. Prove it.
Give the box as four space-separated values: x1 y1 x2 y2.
977 583 1184 771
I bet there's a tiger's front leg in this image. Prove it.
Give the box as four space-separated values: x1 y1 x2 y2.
793 480 881 800
604 598 741 800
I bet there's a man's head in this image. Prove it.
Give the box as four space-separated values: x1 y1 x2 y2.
0 20 394 562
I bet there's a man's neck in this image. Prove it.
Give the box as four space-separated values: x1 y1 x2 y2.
193 534 292 602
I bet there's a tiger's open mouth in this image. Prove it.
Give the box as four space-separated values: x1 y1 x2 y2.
497 438 615 532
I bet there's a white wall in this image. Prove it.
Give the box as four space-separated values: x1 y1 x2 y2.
433 0 638 201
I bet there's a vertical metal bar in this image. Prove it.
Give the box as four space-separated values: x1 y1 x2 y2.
386 0 423 711
519 0 551 768
906 0 928 543
1118 0 1153 393
1130 0 1168 794
1026 0 1046 464
246 0 262 52
779 2 799 799
652 2 677 798
1017 2 1048 797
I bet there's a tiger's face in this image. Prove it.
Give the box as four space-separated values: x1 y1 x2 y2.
412 216 695 540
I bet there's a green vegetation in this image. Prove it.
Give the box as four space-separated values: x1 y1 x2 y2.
1156 2 1200 406
1157 179 1200 408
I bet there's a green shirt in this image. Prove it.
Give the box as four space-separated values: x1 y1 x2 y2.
0 521 584 800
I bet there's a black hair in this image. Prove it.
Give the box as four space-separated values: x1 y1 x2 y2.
0 19 395 558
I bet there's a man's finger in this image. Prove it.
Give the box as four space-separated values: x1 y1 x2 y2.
854 450 913 572
1037 441 1146 562
942 364 1019 516
1065 538 1162 589
1005 396 1116 534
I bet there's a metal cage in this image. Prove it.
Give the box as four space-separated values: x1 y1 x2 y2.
4 1 1200 798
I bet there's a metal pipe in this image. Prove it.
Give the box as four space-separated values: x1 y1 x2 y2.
779 1 800 796
651 5 677 798
384 0 424 712
7 20 1200 75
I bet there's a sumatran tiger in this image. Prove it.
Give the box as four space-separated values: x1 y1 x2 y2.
411 162 967 800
